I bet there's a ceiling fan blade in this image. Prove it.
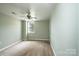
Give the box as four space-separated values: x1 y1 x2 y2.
26 8 31 14
31 17 37 19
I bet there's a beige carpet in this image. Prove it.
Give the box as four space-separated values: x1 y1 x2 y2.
0 41 54 56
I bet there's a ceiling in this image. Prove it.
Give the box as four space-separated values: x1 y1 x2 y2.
0 3 56 21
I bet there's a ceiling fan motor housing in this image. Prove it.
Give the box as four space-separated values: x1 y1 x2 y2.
27 14 31 19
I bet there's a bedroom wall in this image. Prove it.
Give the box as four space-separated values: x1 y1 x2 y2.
28 20 49 40
77 3 79 56
0 13 21 49
50 3 77 56
21 20 27 41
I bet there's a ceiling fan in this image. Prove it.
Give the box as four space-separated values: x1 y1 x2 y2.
20 8 37 20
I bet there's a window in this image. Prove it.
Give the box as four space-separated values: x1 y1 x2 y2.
27 21 34 33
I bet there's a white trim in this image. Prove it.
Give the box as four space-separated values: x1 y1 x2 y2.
0 40 21 52
50 41 56 56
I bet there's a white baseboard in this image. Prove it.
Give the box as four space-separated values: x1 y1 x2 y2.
0 40 21 52
50 41 56 56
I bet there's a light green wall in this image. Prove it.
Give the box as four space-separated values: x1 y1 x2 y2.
28 20 49 40
50 4 77 56
21 20 27 41
78 3 79 56
0 13 21 49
